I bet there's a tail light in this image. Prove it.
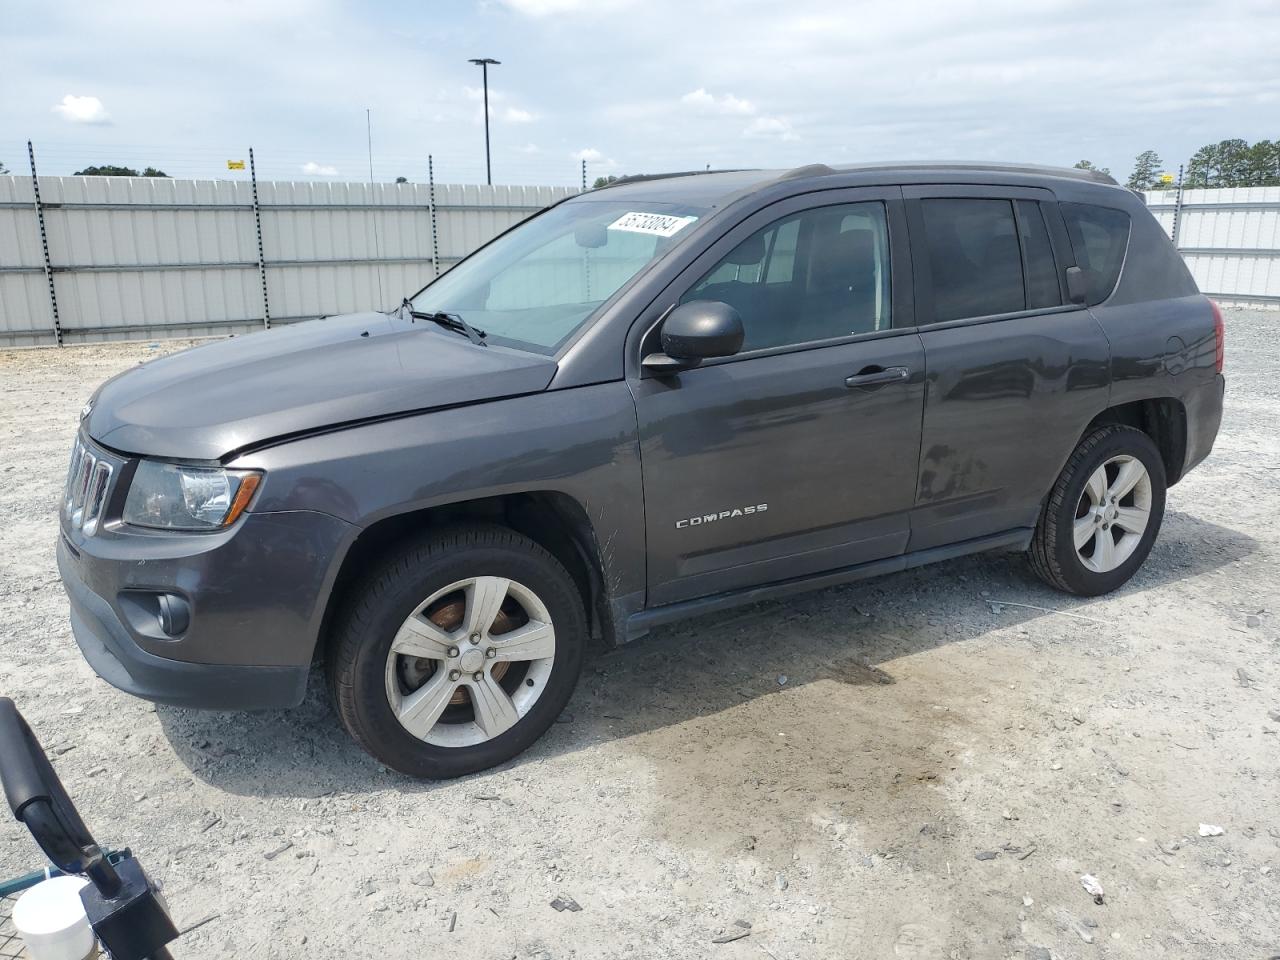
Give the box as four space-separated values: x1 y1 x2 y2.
1210 299 1224 373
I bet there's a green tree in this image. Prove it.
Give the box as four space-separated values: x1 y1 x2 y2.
73 164 169 177
395 176 409 184
1073 160 1111 177
1243 140 1280 186
1126 149 1162 191
0 159 9 174
592 175 619 189
1185 139 1251 188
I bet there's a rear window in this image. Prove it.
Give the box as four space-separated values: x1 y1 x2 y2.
1060 202 1131 305
920 199 1025 322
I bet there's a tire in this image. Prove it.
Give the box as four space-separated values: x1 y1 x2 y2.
1028 425 1167 596
327 524 587 778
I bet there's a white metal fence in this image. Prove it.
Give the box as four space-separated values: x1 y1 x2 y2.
3 178 1275 347
0 175 577 346
1145 186 1280 310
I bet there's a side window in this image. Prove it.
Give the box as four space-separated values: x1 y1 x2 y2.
683 202 890 352
921 199 1024 322
1060 202 1131 305
1016 200 1062 309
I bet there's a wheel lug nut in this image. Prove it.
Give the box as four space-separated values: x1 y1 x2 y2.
472 672 483 682
469 633 481 645
447 646 459 658
485 647 497 659
447 669 461 681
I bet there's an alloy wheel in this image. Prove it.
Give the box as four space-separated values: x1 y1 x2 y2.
384 576 556 747
1073 455 1153 573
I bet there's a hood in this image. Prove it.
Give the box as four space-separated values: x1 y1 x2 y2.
86 312 558 460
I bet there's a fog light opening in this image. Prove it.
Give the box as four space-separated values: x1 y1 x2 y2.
156 594 191 637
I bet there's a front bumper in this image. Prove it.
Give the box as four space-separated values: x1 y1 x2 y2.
57 443 355 709
59 537 310 710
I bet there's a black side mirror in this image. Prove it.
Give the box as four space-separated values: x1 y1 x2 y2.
643 300 744 373
1065 266 1088 305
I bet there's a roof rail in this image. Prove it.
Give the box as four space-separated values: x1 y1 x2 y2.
776 163 837 181
590 169 755 190
913 161 1120 186
769 160 1119 187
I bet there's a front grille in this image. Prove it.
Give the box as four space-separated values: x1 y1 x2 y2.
64 436 114 536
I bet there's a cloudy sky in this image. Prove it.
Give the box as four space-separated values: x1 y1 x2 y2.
2 0 1278 187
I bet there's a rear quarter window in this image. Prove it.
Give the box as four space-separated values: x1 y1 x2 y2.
1060 202 1131 305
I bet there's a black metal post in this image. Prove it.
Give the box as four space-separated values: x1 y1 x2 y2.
581 158 586 191
429 154 440 277
468 58 500 185
27 141 63 346
1170 163 1185 249
248 147 271 329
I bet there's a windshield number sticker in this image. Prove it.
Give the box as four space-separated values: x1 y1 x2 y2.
607 212 698 238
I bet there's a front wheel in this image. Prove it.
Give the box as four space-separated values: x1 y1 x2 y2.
1028 425 1167 596
327 525 587 778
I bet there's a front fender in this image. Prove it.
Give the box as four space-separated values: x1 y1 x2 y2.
232 382 646 610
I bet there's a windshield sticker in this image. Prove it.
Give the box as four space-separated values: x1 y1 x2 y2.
607 212 698 238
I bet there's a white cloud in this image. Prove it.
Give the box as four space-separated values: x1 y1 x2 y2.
502 106 536 123
499 0 633 15
52 95 110 125
463 86 538 124
744 116 799 141
518 143 542 154
681 88 756 116
573 147 618 169
301 162 339 176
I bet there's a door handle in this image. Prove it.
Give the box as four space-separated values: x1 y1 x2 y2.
845 365 909 389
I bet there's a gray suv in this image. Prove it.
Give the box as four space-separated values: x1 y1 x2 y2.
58 163 1225 777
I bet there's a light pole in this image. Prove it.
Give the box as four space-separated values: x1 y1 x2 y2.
468 57 500 185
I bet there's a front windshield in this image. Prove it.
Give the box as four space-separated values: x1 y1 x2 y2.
409 197 708 354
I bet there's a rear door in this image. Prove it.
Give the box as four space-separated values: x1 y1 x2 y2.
902 185 1110 549
628 188 926 606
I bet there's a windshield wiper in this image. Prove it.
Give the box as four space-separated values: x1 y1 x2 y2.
400 300 487 346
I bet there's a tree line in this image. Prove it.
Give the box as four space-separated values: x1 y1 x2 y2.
73 165 169 177
0 161 168 177
1076 138 1280 191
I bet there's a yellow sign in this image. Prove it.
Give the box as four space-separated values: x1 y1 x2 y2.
227 160 246 171
1159 173 1175 184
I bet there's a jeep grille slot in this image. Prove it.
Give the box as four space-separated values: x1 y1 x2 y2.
64 438 114 536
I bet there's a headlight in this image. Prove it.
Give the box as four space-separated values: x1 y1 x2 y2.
123 462 262 531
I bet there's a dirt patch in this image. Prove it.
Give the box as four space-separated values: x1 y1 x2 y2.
1 315 1278 959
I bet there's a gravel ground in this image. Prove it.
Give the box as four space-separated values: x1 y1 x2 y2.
1 311 1277 960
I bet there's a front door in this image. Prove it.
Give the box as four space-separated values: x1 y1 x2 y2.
629 189 926 606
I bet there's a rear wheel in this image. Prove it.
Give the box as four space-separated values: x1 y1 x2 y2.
328 525 586 778
1029 425 1167 596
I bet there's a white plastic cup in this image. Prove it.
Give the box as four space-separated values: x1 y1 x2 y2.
12 875 97 960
